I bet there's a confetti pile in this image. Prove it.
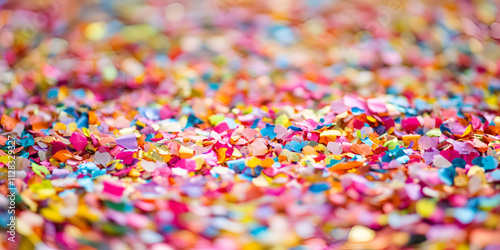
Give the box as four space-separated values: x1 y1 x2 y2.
1 0 500 249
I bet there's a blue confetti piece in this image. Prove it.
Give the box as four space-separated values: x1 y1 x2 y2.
288 126 302 131
242 166 262 177
186 114 203 128
145 134 154 142
439 124 452 134
20 131 35 147
251 119 259 129
466 197 480 209
161 225 176 234
138 107 160 121
77 177 94 192
260 124 277 140
181 107 193 115
47 88 58 99
72 89 86 98
390 96 410 108
326 158 342 168
360 136 374 146
227 159 245 173
395 155 410 164
275 54 289 69
352 155 364 161
250 225 268 237
452 158 467 168
405 108 418 116
381 154 393 163
287 141 307 152
63 107 79 118
271 25 295 46
438 166 456 186
77 162 106 178
479 194 500 210
491 170 500 181
309 183 330 193
351 107 364 116
203 226 219 238
223 118 237 129
76 113 89 128
454 207 475 224
472 157 483 167
482 156 498 171
238 174 255 182
414 98 432 111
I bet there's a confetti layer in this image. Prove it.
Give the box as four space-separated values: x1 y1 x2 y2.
1 0 500 249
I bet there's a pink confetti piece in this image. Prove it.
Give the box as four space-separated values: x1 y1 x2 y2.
69 132 88 151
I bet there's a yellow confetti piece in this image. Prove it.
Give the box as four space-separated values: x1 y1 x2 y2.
41 207 65 223
387 127 394 135
85 22 106 41
485 95 498 110
366 116 377 123
402 135 420 150
0 155 11 164
114 162 124 170
192 156 205 170
247 157 261 168
377 214 388 226
275 114 291 127
300 155 316 165
80 127 90 138
77 206 100 222
416 199 436 218
129 168 141 177
456 243 470 250
484 214 499 229
461 124 472 137
53 122 67 131
67 122 78 132
319 130 340 143
243 242 263 250
348 225 375 243
179 146 194 159
218 148 227 162
20 194 38 212
468 166 485 179
231 148 242 158
252 175 270 187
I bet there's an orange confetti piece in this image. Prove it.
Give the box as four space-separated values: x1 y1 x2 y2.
52 150 73 162
351 144 372 156
1 114 18 131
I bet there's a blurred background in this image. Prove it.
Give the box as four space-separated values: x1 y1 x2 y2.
1 0 499 113
1 1 500 249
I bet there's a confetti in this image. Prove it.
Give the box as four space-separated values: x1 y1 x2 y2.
1 0 500 249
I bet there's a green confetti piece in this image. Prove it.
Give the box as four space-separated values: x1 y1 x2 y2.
102 223 127 236
275 114 290 127
104 201 130 212
32 163 50 177
102 65 118 81
426 128 442 137
121 24 159 42
208 114 225 126
356 130 363 139
384 139 400 150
